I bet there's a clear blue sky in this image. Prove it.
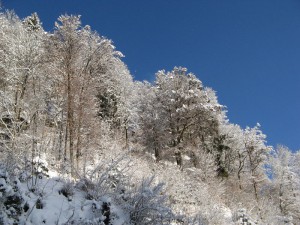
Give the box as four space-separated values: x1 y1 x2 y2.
2 0 300 151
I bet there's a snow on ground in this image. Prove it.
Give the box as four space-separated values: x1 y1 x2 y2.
18 175 93 224
1 167 129 225
1 152 240 225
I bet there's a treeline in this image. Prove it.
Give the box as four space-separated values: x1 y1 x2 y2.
0 11 299 224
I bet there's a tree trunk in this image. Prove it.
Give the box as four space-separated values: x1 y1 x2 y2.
76 88 84 171
67 73 75 177
58 119 63 161
154 147 160 162
252 176 259 201
175 151 182 169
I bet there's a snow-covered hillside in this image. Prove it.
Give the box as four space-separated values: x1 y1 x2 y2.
0 10 299 225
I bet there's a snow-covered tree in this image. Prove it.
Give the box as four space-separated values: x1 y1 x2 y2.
269 146 300 223
1 8 298 225
151 67 222 166
243 124 270 201
22 12 42 31
96 58 134 146
0 11 47 173
47 14 132 175
134 81 169 161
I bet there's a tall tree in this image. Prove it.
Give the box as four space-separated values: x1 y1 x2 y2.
269 146 300 222
243 124 270 200
0 11 46 168
135 81 169 161
48 15 132 175
140 67 223 166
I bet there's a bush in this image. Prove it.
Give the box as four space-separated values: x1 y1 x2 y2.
0 167 24 224
125 176 174 225
59 181 74 201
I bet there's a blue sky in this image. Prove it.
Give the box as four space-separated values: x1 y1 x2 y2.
2 0 300 151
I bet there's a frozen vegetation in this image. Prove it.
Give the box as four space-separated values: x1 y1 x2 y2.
0 11 299 224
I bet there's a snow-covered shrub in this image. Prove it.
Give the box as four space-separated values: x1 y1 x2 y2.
124 176 173 225
233 208 258 225
82 153 131 201
0 167 25 224
59 180 74 201
32 156 49 178
18 156 51 195
35 198 43 209
76 178 95 200
182 213 208 225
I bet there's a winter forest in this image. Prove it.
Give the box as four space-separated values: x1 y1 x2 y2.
0 11 299 225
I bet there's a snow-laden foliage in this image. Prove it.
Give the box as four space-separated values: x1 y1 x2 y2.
0 9 299 225
267 146 300 223
124 176 173 225
0 157 176 225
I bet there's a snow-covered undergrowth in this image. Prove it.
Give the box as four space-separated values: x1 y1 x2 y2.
121 152 234 225
0 149 287 225
0 153 175 225
0 151 242 225
1 10 299 225
1 140 291 225
1 165 123 224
